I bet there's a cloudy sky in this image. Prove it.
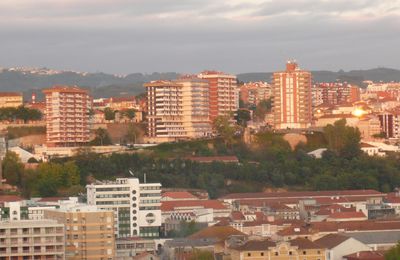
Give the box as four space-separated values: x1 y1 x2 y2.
0 0 399 74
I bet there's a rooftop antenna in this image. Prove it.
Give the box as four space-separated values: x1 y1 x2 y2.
144 173 147 184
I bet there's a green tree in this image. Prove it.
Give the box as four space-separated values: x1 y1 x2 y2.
213 115 238 146
323 119 361 158
385 242 400 260
254 98 272 121
235 109 251 127
104 107 115 121
122 109 136 121
2 151 24 186
91 128 112 146
126 124 139 144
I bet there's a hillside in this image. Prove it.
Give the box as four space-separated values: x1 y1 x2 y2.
0 68 179 99
1 67 400 99
237 67 400 86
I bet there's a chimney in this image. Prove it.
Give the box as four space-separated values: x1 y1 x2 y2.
32 92 36 104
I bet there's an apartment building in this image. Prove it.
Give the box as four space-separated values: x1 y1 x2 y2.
44 204 115 260
86 178 162 238
272 61 312 129
198 71 239 121
0 92 23 108
240 82 272 106
378 112 400 139
42 85 91 147
0 219 65 259
145 79 212 142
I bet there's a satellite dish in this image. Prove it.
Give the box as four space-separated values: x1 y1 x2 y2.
129 170 135 177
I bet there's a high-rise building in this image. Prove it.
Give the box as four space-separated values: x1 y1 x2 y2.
0 92 23 108
42 85 91 147
145 79 211 142
272 61 312 129
198 71 239 121
44 204 115 260
86 178 162 238
0 219 65 259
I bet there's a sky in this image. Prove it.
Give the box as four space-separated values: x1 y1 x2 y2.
0 0 399 74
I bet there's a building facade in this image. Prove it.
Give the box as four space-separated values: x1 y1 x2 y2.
198 71 239 121
42 85 91 147
272 62 312 129
240 82 272 107
87 178 162 238
0 219 65 259
145 79 212 142
0 92 23 108
44 204 115 260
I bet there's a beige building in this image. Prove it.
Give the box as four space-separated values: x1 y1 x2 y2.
229 238 326 260
145 79 212 142
44 205 115 260
0 219 65 259
0 92 23 108
272 61 312 129
42 85 91 147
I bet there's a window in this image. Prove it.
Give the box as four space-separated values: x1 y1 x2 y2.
275 252 278 256
303 251 306 255
261 252 264 256
289 251 292 255
247 253 251 257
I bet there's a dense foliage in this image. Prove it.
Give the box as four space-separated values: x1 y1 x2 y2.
3 119 400 198
0 106 42 123
6 126 46 139
385 242 400 260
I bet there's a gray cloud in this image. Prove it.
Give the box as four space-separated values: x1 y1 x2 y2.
0 0 399 74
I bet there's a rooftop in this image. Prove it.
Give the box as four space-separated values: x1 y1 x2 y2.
161 200 228 211
220 190 384 200
314 234 351 249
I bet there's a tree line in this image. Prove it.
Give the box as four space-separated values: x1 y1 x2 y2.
2 119 400 198
0 106 42 123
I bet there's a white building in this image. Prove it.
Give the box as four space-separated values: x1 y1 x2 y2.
87 178 162 238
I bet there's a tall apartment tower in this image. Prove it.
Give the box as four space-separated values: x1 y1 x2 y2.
42 85 91 147
198 71 239 121
44 205 115 260
272 61 312 129
145 79 212 142
86 178 162 238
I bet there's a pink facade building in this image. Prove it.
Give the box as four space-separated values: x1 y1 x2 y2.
43 86 91 147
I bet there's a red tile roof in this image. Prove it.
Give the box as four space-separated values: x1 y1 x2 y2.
231 211 246 221
231 239 276 251
42 85 88 94
344 251 385 260
278 220 400 236
188 226 245 242
161 200 228 211
0 195 22 203
289 238 324 249
0 92 22 97
220 190 384 200
328 211 366 219
314 234 351 249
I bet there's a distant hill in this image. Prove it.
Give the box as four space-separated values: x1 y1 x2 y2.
237 67 400 86
1 67 400 100
0 68 179 99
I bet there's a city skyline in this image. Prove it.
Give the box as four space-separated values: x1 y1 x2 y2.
0 0 399 74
